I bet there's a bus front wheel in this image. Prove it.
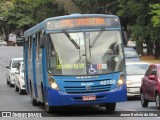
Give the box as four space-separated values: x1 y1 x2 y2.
105 103 116 112
45 102 55 113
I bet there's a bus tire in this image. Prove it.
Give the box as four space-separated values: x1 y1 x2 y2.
30 84 38 106
105 103 116 112
45 102 54 113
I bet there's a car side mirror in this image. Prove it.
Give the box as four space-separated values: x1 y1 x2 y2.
15 69 20 74
148 75 155 80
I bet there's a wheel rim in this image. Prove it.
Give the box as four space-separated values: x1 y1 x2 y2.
156 95 159 108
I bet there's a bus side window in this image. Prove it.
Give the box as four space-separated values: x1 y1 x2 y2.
28 37 32 62
38 32 42 60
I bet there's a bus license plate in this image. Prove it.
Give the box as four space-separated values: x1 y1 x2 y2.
82 96 96 101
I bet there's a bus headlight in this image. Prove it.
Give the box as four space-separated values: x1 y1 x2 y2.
49 78 59 90
117 75 125 87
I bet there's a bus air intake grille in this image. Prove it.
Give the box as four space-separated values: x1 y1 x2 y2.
64 85 111 94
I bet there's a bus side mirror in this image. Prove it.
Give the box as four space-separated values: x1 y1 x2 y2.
40 35 45 48
122 31 128 45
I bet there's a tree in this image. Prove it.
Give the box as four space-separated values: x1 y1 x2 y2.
117 0 160 58
56 0 80 14
150 4 160 27
150 3 160 58
0 0 65 40
72 0 118 14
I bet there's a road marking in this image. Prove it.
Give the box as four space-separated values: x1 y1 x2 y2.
0 57 8 63
117 107 136 111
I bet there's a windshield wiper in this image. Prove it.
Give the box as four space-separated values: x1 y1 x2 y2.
63 30 80 49
89 29 104 48
76 54 85 64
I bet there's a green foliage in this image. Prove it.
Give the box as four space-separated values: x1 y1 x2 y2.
0 0 160 58
150 4 160 27
0 0 65 31
72 0 118 14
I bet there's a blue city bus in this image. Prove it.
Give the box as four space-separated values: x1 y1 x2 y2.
23 14 128 112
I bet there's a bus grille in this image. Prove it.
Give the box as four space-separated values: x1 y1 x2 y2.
64 84 111 94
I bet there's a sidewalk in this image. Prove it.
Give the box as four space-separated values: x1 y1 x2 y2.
140 56 160 64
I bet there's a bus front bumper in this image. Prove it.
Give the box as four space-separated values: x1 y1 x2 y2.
47 85 127 106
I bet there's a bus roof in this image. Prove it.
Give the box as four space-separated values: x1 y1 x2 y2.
24 14 120 37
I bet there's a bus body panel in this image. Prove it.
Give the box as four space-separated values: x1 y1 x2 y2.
44 72 127 106
54 73 120 93
47 85 127 106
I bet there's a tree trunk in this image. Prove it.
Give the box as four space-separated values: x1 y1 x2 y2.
136 40 143 55
154 40 160 59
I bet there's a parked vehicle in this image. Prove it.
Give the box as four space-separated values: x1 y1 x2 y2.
14 62 25 94
124 47 140 62
16 37 23 46
126 62 149 97
140 64 160 110
6 58 23 87
0 40 7 46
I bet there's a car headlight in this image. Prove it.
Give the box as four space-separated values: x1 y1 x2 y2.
126 80 133 85
49 78 59 90
117 75 125 87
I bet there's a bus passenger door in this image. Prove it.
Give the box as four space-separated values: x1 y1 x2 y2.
35 32 44 103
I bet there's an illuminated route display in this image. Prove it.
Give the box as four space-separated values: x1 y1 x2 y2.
46 17 120 30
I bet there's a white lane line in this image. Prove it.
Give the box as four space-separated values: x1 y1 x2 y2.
117 107 136 111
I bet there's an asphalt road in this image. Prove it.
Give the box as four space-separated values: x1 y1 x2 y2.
0 46 159 119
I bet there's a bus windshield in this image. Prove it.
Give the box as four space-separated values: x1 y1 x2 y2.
48 31 125 75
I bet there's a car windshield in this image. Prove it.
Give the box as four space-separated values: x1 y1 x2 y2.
124 49 138 58
47 31 125 75
12 60 23 68
126 64 149 75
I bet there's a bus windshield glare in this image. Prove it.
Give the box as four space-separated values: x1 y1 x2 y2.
47 30 124 75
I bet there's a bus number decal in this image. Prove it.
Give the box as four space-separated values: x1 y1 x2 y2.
100 80 116 85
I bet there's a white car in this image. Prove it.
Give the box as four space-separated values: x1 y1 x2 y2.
14 62 25 94
124 47 140 62
0 40 7 46
6 58 23 87
126 62 149 97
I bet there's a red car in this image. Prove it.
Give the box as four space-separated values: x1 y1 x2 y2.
140 64 160 110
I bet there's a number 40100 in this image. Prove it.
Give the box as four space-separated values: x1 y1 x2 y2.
100 80 116 85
